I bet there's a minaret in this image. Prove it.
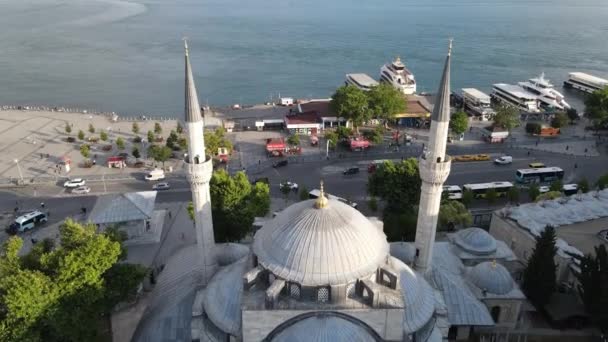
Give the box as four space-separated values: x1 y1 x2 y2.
183 40 217 283
414 40 453 274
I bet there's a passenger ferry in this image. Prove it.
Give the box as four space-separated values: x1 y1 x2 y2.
518 73 570 110
379 57 416 95
564 72 608 94
345 73 379 91
491 83 540 113
462 88 496 120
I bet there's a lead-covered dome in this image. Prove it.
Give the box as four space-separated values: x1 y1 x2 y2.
454 227 497 255
468 261 514 295
268 313 381 342
253 198 389 286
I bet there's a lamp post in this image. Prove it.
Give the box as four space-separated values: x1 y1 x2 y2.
14 159 23 184
326 139 332 159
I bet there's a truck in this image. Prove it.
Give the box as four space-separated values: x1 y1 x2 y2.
145 169 165 181
349 137 370 151
266 138 286 157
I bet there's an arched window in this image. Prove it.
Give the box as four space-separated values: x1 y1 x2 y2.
491 306 501 323
317 287 330 303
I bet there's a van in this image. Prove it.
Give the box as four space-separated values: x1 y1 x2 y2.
145 169 165 181
494 156 513 165
6 211 48 234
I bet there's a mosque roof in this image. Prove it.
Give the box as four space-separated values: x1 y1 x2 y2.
467 262 514 295
88 191 156 224
453 227 497 255
252 198 389 286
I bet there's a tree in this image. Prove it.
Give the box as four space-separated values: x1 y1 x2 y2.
493 104 520 132
485 188 498 204
287 135 300 146
367 83 406 125
176 122 184 134
154 122 162 135
299 187 309 201
362 127 385 145
528 184 541 201
450 111 469 136
536 191 562 202
280 183 291 202
188 171 270 242
567 108 579 123
438 201 472 231
462 189 474 208
507 186 520 203
99 130 108 141
523 226 557 307
550 179 563 192
330 85 369 133
576 245 608 334
77 130 85 140
368 197 378 212
584 87 608 129
597 173 608 190
324 131 338 148
525 122 542 134
88 123 95 134
204 128 233 156
79 144 90 159
367 159 421 211
166 130 180 150
335 126 354 141
64 123 72 134
116 137 125 150
147 130 154 143
550 112 569 128
577 178 590 193
382 207 418 242
132 122 139 134
148 145 172 167
177 137 188 150
132 147 140 159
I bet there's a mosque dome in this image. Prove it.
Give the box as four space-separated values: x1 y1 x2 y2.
268 313 381 342
252 196 389 286
454 227 497 255
468 261 514 295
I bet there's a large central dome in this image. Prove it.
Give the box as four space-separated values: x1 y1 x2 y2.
253 198 390 286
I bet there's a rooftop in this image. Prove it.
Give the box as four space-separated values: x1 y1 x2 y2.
88 191 156 224
346 73 379 87
493 83 537 100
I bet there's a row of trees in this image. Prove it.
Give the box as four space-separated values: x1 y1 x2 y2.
585 87 608 129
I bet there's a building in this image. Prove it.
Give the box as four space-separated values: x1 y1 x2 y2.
296 100 347 129
88 191 157 240
394 95 432 127
480 125 509 143
283 111 322 135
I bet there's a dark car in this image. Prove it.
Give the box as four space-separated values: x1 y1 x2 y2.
273 160 288 168
343 167 360 175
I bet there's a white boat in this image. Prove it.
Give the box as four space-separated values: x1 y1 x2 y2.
462 88 496 120
379 57 416 95
345 73 379 91
491 83 540 113
518 73 570 110
564 72 608 94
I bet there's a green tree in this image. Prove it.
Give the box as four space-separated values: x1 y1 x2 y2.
287 135 300 146
362 126 385 145
584 87 608 129
550 179 563 192
330 85 369 133
577 178 590 193
177 137 188 150
154 122 162 135
367 83 406 125
166 130 180 150
99 130 108 141
324 131 338 148
493 104 520 133
88 123 95 134
597 173 608 190
462 189 474 208
507 186 520 203
299 187 309 201
438 201 472 230
148 145 172 167
485 188 498 204
567 108 579 123
79 144 90 158
132 122 139 134
335 126 354 141
368 197 378 212
528 184 541 201
523 225 557 307
147 130 154 143
64 123 72 134
367 159 421 211
132 147 140 159
551 112 569 128
116 136 125 150
77 130 85 140
176 122 184 134
450 111 469 136
536 191 562 202
576 245 608 334
382 207 418 242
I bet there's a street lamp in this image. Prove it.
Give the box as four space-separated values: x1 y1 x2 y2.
14 159 23 184
326 139 332 159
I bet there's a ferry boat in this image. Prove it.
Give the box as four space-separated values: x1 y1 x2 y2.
462 88 496 120
518 73 570 110
564 72 608 94
491 83 540 113
345 73 379 91
379 57 416 95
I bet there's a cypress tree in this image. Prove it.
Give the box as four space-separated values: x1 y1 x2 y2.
522 225 557 307
577 245 608 334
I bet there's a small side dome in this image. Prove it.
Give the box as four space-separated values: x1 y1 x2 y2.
454 227 497 255
268 313 381 342
469 261 514 295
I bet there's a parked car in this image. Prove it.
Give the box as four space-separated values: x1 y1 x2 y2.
494 156 513 165
152 182 170 190
539 186 550 194
272 160 288 168
145 169 165 181
64 178 86 188
71 186 91 194
343 167 360 175
280 181 299 191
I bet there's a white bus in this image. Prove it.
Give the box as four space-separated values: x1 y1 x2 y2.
463 182 514 199
443 185 463 200
515 167 564 184
8 211 48 233
309 189 358 208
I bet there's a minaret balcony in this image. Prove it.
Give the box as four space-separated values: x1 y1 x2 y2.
419 156 451 184
184 156 213 183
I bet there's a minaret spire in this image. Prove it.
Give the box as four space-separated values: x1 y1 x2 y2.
182 40 217 284
413 40 454 274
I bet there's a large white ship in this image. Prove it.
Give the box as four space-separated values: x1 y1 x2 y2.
379 57 416 95
564 72 608 94
491 83 541 113
518 73 570 110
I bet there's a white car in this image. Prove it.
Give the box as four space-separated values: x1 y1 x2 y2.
494 156 513 165
71 186 91 194
152 182 170 191
539 186 550 194
280 181 299 191
64 178 86 188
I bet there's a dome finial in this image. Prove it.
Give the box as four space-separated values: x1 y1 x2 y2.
315 180 329 209
492 259 497 268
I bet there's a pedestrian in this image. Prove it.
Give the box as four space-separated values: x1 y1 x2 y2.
566 145 569 151
527 151 530 156
168 211 172 219
40 202 45 209
574 163 578 169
